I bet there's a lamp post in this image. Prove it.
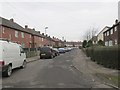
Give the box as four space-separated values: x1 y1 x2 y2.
45 27 48 35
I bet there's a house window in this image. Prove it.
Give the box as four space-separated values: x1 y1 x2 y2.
15 31 18 38
107 31 109 36
105 41 109 46
109 40 113 46
115 26 117 32
111 29 113 34
115 39 117 45
21 32 24 38
42 38 43 41
30 34 31 38
2 27 5 33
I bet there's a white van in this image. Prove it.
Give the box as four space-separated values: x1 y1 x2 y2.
0 40 26 77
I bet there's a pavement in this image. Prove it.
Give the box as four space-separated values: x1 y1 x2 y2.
2 48 119 89
72 49 119 89
26 56 40 63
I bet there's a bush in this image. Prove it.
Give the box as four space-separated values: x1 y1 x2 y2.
84 45 119 70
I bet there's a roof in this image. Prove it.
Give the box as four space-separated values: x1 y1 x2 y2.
0 17 44 38
0 17 25 32
97 26 110 36
103 21 120 34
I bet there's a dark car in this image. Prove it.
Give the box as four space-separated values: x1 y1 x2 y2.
39 46 55 59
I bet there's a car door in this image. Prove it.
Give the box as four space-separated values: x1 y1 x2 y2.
19 46 25 66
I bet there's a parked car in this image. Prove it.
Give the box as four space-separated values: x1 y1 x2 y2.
53 48 60 56
58 48 66 53
0 40 26 77
39 46 55 59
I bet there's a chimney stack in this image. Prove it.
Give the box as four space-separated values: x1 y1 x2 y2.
37 31 40 34
42 33 44 35
115 19 118 24
10 18 14 22
33 28 35 31
25 25 28 29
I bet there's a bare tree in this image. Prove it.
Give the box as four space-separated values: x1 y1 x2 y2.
83 27 99 41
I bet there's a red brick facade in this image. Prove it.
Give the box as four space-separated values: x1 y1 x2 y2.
0 26 32 48
103 20 120 46
0 17 64 48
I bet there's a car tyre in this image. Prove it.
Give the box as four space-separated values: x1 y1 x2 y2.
50 55 53 59
21 60 27 69
4 65 12 77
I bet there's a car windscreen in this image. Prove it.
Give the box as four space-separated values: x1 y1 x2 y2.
40 47 51 52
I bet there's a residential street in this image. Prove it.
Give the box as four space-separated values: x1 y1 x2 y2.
2 49 117 89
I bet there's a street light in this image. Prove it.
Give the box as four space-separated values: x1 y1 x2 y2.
45 27 48 35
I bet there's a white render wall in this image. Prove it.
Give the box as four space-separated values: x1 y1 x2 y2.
97 27 109 41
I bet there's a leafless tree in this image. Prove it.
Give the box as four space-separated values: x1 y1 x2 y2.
83 27 99 41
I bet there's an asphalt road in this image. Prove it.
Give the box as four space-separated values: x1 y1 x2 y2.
2 49 115 89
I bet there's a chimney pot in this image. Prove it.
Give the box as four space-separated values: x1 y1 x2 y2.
33 28 35 30
115 19 118 24
37 31 40 34
10 18 14 22
42 33 44 35
25 25 28 29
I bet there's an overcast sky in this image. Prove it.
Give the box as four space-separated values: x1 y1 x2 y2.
0 0 119 41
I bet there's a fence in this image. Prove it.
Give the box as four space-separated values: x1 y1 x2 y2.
23 48 40 58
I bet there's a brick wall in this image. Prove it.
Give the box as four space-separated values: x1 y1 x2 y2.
0 26 33 48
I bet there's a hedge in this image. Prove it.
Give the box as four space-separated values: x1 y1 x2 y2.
84 45 119 70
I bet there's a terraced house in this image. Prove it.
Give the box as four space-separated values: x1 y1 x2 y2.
103 20 120 46
0 17 33 48
0 17 64 48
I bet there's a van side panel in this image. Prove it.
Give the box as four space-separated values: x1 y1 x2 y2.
3 42 22 69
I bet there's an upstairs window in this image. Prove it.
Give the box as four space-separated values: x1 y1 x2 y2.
21 32 24 38
2 27 5 33
30 34 31 38
15 31 18 38
107 31 109 36
111 29 113 34
114 26 117 32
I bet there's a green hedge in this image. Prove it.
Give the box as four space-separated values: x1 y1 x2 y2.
84 45 119 70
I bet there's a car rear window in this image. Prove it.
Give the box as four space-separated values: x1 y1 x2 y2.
40 47 51 52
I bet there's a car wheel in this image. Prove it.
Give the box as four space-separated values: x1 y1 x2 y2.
4 65 12 77
40 56 43 59
21 60 27 69
50 55 53 59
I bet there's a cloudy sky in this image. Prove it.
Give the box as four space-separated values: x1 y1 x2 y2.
0 0 119 41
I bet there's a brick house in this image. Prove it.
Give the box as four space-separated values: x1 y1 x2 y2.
0 17 33 48
103 20 120 46
24 25 44 48
0 17 64 48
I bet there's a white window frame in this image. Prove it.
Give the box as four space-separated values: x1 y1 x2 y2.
30 34 31 38
21 32 24 38
2 27 5 33
115 39 117 45
107 31 109 36
109 40 113 46
114 26 117 32
15 31 18 38
111 29 113 34
42 38 44 41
